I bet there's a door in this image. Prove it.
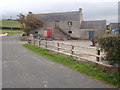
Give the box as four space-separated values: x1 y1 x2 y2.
33 31 38 38
47 30 52 38
89 31 94 40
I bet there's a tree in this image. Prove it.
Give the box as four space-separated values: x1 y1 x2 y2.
17 12 43 36
106 25 111 34
106 25 110 30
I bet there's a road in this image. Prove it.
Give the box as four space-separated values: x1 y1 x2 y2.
2 35 114 88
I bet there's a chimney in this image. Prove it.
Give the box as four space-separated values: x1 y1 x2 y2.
79 8 82 12
28 12 33 14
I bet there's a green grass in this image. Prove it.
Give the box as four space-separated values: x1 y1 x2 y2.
0 29 23 35
23 43 120 88
0 20 22 28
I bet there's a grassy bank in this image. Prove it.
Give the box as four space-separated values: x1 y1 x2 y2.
0 29 23 35
23 43 120 88
0 20 23 36
1 20 21 28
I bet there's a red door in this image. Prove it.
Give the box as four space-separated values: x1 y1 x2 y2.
47 30 52 38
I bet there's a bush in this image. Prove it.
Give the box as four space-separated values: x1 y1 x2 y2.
98 35 120 66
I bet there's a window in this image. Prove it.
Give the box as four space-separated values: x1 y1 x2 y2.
68 22 72 26
35 31 38 33
55 21 59 26
55 21 59 22
68 31 72 33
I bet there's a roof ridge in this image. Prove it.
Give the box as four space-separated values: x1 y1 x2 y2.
82 20 106 22
33 10 80 15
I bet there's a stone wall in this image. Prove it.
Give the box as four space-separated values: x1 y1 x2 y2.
38 21 81 39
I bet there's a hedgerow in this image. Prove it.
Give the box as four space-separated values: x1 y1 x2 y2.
98 35 120 66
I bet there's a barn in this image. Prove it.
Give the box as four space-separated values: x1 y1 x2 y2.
30 8 106 40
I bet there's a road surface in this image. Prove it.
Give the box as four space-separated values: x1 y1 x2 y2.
2 35 114 88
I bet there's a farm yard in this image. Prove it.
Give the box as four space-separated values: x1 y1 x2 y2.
1 0 119 88
1 18 119 88
1 12 119 88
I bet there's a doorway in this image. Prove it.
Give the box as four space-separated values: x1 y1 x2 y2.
47 29 52 38
88 31 94 39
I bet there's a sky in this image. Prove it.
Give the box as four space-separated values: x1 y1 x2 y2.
0 0 119 24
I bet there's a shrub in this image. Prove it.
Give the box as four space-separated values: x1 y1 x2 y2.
98 35 120 66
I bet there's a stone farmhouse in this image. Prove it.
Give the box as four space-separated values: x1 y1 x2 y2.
31 8 106 40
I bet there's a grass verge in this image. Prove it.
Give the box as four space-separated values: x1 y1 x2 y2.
23 43 120 88
0 29 24 35
1 20 21 28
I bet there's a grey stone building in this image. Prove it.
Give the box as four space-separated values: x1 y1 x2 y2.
109 23 120 30
80 20 106 39
31 8 106 40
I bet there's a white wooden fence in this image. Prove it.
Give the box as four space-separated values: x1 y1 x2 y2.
28 39 103 64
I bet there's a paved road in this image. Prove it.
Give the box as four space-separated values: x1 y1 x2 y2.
2 35 114 88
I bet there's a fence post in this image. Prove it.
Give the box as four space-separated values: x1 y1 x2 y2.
96 45 101 62
33 39 35 45
30 40 32 44
39 40 41 47
46 41 47 48
27 39 31 44
96 49 100 62
71 45 74 56
27 39 29 43
57 43 60 51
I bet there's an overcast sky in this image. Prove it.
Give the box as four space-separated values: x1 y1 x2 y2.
0 0 119 24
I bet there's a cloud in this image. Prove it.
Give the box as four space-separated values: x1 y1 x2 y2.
0 0 118 24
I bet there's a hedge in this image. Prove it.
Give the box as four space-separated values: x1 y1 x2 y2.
98 35 120 66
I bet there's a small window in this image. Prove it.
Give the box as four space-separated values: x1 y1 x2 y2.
68 31 72 33
55 21 59 22
35 31 38 33
68 22 72 26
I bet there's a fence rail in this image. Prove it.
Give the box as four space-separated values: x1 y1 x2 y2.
28 39 102 64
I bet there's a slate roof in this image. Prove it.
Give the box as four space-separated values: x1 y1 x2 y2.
34 11 81 22
80 20 106 29
109 23 120 30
